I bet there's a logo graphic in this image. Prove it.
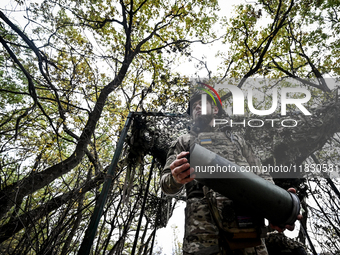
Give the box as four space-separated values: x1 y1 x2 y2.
196 82 222 115
195 82 311 116
193 80 312 128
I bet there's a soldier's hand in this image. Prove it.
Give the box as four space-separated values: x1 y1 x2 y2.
170 151 195 184
270 188 303 232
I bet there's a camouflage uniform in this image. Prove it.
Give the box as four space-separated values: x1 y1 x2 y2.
265 232 307 255
161 128 273 255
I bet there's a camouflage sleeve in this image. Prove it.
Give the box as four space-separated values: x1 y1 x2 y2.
161 138 186 196
235 135 274 183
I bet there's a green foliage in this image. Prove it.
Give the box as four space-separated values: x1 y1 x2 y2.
0 0 219 254
1 0 340 254
218 0 340 80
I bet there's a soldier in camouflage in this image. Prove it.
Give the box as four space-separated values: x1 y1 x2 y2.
161 92 300 254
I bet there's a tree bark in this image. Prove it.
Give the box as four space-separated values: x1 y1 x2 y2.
0 172 105 244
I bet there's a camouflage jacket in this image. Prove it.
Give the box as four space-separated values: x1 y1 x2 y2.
161 129 273 254
161 129 273 196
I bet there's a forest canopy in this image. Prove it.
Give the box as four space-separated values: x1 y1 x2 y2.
0 0 339 254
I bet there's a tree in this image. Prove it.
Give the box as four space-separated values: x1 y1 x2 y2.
1 0 340 254
171 224 182 255
159 0 340 253
0 0 218 253
214 0 340 253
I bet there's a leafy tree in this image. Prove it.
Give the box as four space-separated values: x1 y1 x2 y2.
171 224 182 255
213 0 340 253
0 0 218 254
1 0 340 254
183 0 340 253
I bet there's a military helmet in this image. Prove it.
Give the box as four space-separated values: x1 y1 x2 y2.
186 90 224 116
